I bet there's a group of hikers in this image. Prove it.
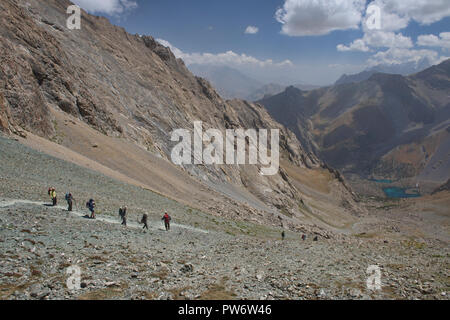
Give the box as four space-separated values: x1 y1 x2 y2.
48 187 314 239
47 187 172 231
282 231 318 241
118 206 171 231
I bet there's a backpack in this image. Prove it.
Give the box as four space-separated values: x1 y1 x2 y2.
65 193 70 201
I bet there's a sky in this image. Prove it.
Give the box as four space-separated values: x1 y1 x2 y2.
72 0 450 85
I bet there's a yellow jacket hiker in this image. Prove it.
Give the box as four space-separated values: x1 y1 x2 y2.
48 187 57 206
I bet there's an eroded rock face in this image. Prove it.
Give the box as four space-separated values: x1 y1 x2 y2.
0 0 359 227
0 0 121 137
0 90 26 137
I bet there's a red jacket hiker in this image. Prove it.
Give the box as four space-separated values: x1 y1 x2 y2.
162 212 171 231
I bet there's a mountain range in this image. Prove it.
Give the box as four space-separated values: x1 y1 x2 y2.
188 64 264 100
335 59 435 85
259 60 450 183
189 64 320 101
1 0 450 302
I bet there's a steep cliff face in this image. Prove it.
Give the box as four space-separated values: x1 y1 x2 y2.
0 0 360 230
0 0 120 136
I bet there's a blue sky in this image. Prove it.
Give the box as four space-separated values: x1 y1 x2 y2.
73 0 450 85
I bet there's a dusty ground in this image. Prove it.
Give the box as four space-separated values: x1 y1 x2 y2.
0 134 449 300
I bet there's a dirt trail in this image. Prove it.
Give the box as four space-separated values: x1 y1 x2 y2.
0 199 209 234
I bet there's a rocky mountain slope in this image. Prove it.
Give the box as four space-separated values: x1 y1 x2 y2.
0 0 360 231
0 135 448 300
259 60 450 184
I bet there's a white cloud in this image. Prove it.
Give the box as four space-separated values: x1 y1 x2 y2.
367 47 441 66
72 0 137 15
275 0 366 36
335 1 449 68
365 31 413 49
338 31 413 52
417 32 450 50
275 0 450 37
378 0 450 25
337 39 371 52
363 1 409 32
245 26 259 34
156 39 293 68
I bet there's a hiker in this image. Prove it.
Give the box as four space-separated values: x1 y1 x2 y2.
140 213 148 230
161 211 171 231
86 199 96 219
120 206 127 226
65 193 74 211
48 187 57 206
281 231 285 240
118 207 123 221
301 234 306 241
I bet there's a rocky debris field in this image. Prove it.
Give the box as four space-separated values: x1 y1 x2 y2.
0 135 449 300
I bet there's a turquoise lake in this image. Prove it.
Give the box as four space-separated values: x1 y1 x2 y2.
382 187 421 199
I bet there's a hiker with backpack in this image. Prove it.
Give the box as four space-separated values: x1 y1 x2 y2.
48 187 57 206
140 213 148 231
161 211 171 231
118 207 123 221
65 193 74 211
86 199 96 219
120 206 127 226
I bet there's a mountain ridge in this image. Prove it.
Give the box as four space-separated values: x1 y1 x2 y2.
335 59 435 85
259 59 450 184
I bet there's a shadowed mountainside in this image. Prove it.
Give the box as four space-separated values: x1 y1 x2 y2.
259 59 450 184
